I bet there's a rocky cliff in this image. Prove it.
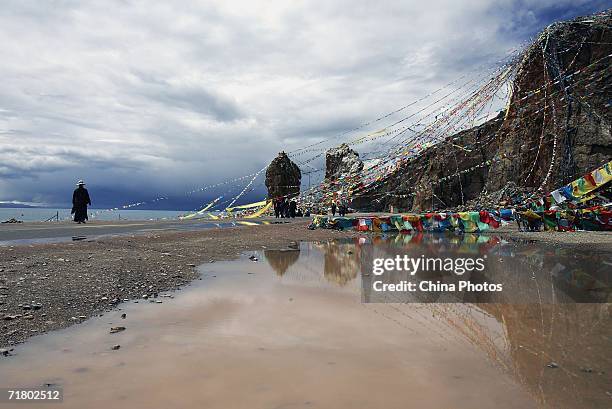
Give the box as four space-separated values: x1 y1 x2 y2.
352 11 611 212
325 143 364 180
265 152 302 199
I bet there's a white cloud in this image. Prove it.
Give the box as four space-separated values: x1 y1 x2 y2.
0 0 606 206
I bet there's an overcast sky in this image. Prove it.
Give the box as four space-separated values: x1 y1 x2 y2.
0 0 608 209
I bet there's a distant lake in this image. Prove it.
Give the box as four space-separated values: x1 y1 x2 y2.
0 208 191 222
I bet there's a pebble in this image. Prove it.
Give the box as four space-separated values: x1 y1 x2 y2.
121 313 126 319
110 326 126 334
547 362 559 368
111 345 121 350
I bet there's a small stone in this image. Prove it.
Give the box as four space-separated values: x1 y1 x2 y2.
23 315 34 320
111 345 121 350
142 294 149 299
110 326 126 334
547 362 559 368
22 305 32 311
121 313 126 319
581 367 593 373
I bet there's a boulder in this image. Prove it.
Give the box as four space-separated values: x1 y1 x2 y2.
325 143 363 180
265 152 301 199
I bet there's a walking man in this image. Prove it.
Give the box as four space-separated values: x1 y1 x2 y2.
72 180 91 224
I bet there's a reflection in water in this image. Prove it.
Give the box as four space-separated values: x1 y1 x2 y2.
264 249 300 276
273 233 611 409
318 241 359 286
0 233 609 409
425 303 611 409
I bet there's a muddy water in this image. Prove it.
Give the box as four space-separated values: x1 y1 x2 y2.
0 234 610 409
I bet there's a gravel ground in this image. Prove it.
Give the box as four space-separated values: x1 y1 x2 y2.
0 221 357 349
494 224 612 251
1 219 609 350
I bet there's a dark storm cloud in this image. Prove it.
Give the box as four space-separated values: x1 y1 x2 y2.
0 0 606 208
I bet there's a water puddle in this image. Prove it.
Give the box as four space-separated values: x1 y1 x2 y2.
0 234 610 409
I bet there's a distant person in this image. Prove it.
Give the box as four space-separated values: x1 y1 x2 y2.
331 202 337 216
72 180 91 224
273 198 281 218
289 200 297 218
279 197 286 218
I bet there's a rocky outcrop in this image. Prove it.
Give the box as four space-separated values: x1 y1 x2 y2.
352 113 505 211
325 143 364 180
486 12 612 193
353 11 611 212
265 152 301 199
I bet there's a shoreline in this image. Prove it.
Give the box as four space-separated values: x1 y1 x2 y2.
0 221 358 349
1 219 610 350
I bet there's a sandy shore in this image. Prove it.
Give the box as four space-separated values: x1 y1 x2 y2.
1 218 610 349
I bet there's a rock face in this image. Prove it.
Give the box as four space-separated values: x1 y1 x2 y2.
325 143 364 180
486 12 612 193
353 11 611 212
352 113 505 211
265 152 301 199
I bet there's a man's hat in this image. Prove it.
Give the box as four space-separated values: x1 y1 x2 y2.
76 180 85 186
